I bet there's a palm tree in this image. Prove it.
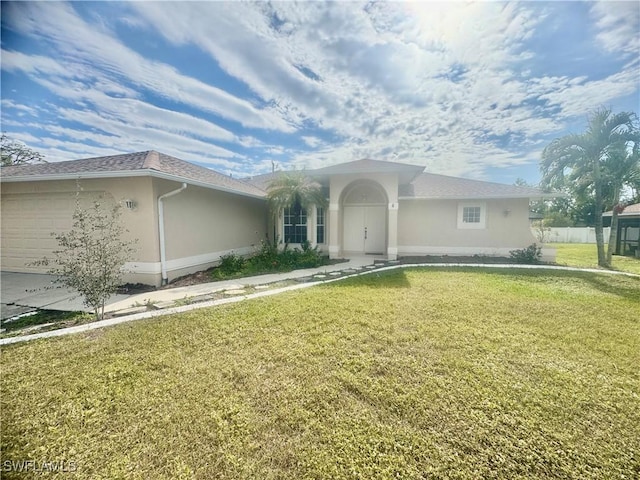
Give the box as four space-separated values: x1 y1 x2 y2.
541 108 639 267
602 141 640 263
266 171 327 244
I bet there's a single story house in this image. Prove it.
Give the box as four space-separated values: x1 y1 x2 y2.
1 151 556 287
603 203 640 257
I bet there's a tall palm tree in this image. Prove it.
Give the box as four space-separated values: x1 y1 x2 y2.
541 108 639 267
266 172 327 243
602 141 640 263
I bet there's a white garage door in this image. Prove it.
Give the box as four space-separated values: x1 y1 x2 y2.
1 193 77 272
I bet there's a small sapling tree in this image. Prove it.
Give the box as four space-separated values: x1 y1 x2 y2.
37 192 137 320
532 219 551 243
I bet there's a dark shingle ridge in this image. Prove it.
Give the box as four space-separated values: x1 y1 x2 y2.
0 151 149 176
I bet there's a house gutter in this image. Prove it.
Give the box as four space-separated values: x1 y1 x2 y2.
158 183 187 285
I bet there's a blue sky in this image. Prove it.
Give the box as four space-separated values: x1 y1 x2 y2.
1 1 638 185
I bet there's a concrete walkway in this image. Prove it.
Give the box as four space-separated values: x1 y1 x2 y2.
104 256 381 314
2 261 637 346
1 256 384 343
0 257 381 320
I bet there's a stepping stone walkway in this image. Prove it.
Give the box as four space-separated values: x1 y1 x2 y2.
114 306 148 316
153 301 176 309
20 322 56 333
189 294 216 303
224 289 247 295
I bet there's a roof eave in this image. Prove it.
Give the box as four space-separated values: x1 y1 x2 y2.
0 169 267 200
399 193 561 200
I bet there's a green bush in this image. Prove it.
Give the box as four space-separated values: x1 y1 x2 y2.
249 238 281 272
509 243 543 264
218 252 245 274
210 238 328 280
297 240 324 268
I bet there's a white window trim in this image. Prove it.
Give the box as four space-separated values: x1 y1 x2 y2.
316 205 326 245
283 206 308 244
457 202 486 229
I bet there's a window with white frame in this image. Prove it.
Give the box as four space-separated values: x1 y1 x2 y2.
457 203 486 229
283 205 307 243
316 207 325 244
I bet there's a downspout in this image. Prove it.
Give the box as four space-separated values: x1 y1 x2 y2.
158 183 187 285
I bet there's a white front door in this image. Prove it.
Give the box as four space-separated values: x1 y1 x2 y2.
343 206 386 254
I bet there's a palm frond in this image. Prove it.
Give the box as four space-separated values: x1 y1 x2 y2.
266 172 327 213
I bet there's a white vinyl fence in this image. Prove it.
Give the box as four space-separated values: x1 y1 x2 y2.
532 227 611 244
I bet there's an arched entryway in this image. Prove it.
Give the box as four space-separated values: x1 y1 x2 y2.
341 180 387 254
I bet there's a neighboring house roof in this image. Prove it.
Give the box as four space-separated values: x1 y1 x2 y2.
0 150 266 198
399 172 555 200
603 203 640 217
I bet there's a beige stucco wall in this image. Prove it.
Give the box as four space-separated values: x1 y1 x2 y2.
398 198 537 254
155 179 267 282
1 177 268 287
1 178 158 284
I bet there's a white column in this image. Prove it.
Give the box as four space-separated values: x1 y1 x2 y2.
308 205 317 246
387 202 398 260
328 202 340 258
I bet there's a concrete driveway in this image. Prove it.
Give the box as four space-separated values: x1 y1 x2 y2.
0 272 130 320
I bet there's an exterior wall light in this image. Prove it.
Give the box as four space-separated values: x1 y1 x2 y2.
123 199 137 210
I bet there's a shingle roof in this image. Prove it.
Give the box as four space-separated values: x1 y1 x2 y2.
2 152 554 200
246 161 552 199
0 150 266 198
603 203 640 217
243 171 284 191
399 172 550 199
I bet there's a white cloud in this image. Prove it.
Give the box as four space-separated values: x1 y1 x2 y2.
3 2 292 132
131 0 559 176
590 1 640 57
1 1 638 184
302 136 323 148
530 69 639 117
1 99 38 116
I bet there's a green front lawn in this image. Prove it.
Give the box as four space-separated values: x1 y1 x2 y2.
2 269 639 479
550 242 640 275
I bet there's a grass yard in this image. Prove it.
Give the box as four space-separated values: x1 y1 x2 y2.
1 268 639 479
551 242 640 275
